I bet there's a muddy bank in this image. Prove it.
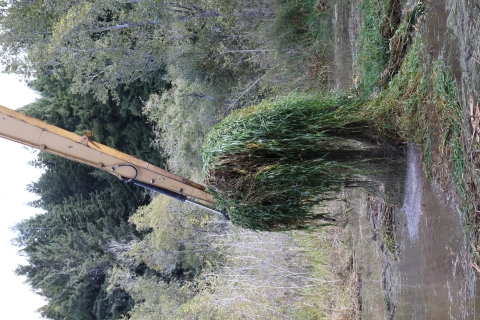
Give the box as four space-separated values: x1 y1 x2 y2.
350 145 480 319
337 0 480 318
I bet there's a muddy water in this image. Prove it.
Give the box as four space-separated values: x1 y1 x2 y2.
333 0 480 318
392 145 478 319
415 0 462 81
389 2 480 318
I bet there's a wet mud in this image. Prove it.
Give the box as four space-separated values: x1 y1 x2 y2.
331 0 355 90
350 191 386 319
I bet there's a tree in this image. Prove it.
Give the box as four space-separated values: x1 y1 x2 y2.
1 0 276 102
11 70 168 319
15 223 135 319
23 72 166 163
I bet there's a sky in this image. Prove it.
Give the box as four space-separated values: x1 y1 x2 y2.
0 72 46 319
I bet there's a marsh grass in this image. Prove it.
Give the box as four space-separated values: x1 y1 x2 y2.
366 38 428 140
203 93 404 230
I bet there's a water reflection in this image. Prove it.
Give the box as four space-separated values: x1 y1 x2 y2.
393 145 476 319
401 144 422 241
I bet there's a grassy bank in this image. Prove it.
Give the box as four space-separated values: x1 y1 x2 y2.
365 23 475 264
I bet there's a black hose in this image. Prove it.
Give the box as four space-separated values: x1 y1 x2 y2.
130 179 187 202
111 164 138 182
111 163 229 219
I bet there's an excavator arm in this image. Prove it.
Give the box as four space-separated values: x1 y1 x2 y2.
0 104 227 217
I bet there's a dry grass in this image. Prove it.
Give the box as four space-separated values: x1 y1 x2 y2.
292 214 361 319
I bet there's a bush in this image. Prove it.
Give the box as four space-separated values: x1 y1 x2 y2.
203 93 404 230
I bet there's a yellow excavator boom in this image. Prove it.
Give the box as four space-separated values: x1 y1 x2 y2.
0 104 225 216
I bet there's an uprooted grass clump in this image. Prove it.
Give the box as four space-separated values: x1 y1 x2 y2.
203 94 404 230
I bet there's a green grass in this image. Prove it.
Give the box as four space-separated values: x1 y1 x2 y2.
431 59 465 189
366 38 428 140
356 0 389 94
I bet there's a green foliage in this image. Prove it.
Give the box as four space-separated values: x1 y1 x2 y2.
114 269 194 320
13 172 143 319
128 196 225 281
142 83 218 181
272 0 317 46
367 35 464 186
272 0 333 57
12 70 169 319
1 0 298 104
430 60 465 193
356 0 389 94
0 0 168 101
367 38 428 140
203 93 403 230
380 2 425 85
117 197 350 320
23 73 167 164
106 196 229 319
15 223 135 320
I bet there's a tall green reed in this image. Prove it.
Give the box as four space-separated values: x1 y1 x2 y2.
203 93 404 230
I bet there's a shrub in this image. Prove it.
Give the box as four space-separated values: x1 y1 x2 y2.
203 93 404 230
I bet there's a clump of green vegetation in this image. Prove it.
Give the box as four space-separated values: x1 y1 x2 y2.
380 2 425 85
203 93 404 230
356 0 389 94
357 0 425 93
367 38 428 140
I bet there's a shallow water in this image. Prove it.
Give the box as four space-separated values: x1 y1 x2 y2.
337 0 480 318
388 1 480 318
392 145 479 319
